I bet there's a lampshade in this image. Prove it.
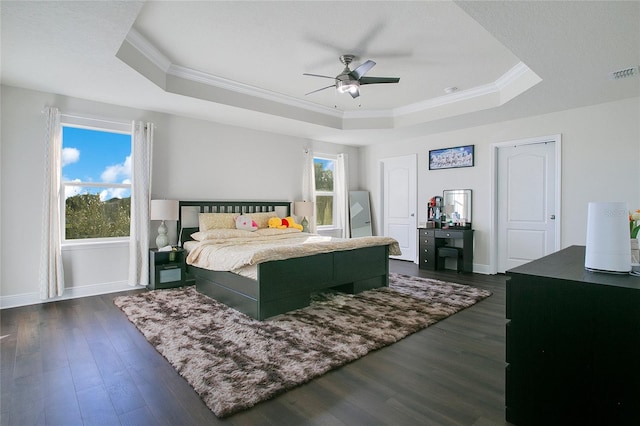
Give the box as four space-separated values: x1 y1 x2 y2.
294 201 314 218
150 199 179 221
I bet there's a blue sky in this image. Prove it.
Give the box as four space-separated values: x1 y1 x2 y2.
62 126 132 200
314 158 334 172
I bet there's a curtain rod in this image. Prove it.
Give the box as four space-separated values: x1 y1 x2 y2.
61 113 131 127
41 106 156 129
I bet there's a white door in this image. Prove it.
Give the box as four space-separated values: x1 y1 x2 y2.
497 138 560 272
381 155 417 261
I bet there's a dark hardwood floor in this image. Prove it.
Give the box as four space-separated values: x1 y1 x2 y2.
1 260 509 425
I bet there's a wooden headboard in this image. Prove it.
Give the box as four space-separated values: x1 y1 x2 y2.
177 200 292 245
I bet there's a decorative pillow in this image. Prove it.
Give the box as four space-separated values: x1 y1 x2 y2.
235 215 258 231
198 213 237 231
249 211 279 229
190 229 258 241
255 228 302 236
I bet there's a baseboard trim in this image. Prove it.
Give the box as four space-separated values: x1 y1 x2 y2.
472 263 492 275
0 281 146 309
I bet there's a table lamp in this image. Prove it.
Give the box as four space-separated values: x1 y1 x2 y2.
150 199 179 248
294 201 315 233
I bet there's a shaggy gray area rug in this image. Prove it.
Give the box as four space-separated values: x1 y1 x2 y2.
113 273 491 417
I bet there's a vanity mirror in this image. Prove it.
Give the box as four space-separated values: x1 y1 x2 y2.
442 189 472 229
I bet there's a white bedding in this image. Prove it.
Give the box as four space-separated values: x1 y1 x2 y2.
185 239 258 279
185 230 401 280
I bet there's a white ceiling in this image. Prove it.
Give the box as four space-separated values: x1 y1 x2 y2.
2 1 639 146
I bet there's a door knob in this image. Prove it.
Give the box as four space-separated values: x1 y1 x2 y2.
550 215 556 220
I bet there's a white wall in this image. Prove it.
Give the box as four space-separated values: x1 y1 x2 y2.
0 85 360 307
3 84 638 305
362 97 640 272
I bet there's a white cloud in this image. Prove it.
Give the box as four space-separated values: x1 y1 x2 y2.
62 147 80 167
99 187 130 201
101 155 132 183
123 155 131 177
64 179 82 198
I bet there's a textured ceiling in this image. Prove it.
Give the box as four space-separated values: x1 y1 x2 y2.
2 1 639 146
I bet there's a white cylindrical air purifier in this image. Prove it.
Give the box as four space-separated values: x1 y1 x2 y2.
585 201 631 273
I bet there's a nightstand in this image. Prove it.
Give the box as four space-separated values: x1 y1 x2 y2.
149 248 187 290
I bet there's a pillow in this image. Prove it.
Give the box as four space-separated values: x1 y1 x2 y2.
249 211 279 229
180 227 199 243
235 215 258 231
255 228 302 236
198 213 237 231
191 229 258 241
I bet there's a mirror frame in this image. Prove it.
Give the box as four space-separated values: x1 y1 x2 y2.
442 189 472 229
349 190 372 237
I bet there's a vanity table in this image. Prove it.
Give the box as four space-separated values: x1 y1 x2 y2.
419 189 473 272
417 228 473 272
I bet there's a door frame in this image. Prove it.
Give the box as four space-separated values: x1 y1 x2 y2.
490 134 562 274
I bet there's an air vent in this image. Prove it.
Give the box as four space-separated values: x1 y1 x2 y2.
609 66 640 79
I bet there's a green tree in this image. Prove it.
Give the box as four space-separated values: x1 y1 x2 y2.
66 194 130 239
314 161 334 225
314 162 333 191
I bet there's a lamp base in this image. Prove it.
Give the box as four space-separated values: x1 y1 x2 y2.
156 220 169 248
301 216 309 233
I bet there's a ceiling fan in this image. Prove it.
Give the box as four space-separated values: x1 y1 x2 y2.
303 54 400 98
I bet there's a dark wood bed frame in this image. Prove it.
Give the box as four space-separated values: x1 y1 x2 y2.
178 200 390 320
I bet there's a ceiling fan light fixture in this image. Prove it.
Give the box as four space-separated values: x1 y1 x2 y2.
304 55 398 98
337 79 359 94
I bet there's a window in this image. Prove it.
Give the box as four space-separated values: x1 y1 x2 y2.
61 121 132 242
314 156 335 227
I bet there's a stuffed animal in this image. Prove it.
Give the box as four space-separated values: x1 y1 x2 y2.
268 217 286 229
268 216 303 231
235 215 258 231
281 216 303 231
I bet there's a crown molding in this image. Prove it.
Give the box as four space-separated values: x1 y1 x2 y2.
167 64 342 118
126 28 339 117
395 62 533 117
125 28 171 72
121 29 540 130
495 61 531 90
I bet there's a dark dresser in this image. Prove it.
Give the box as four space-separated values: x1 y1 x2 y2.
506 245 640 425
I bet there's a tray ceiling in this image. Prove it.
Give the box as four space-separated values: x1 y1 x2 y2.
2 1 638 145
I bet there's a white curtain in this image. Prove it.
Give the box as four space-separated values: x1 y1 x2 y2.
302 148 317 233
335 153 350 238
39 107 65 299
128 121 154 286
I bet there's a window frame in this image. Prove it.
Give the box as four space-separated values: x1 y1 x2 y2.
60 115 133 246
313 154 337 229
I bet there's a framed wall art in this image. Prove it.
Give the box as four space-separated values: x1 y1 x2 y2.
429 145 474 170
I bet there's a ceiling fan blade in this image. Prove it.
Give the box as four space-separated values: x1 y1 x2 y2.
349 87 360 98
349 60 376 80
359 76 400 85
305 84 335 96
303 73 335 79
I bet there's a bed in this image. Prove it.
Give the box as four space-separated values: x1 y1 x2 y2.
177 200 401 320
